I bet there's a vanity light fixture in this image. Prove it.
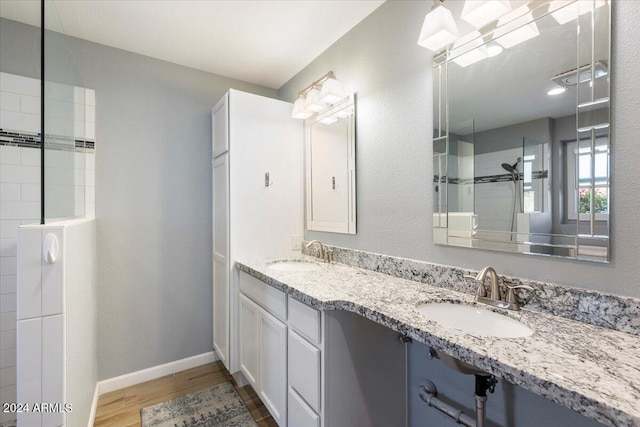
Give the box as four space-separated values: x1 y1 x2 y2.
493 6 540 49
461 0 511 29
292 96 313 119
549 0 606 25
319 76 344 104
451 31 488 67
417 0 459 52
305 85 326 113
291 71 348 120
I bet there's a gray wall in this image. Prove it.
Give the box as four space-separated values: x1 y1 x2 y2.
473 117 552 156
279 0 640 299
1 17 276 380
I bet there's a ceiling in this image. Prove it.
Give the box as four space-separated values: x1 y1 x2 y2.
440 0 609 134
0 0 385 89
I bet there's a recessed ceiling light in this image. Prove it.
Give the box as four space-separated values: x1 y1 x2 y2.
547 87 566 96
486 44 503 57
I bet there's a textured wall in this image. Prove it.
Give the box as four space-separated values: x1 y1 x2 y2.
1 17 276 380
279 0 640 298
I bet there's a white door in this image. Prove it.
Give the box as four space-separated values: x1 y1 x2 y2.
259 309 288 426
239 295 260 389
213 154 229 368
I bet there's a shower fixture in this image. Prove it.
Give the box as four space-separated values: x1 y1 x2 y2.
501 157 521 174
502 157 522 241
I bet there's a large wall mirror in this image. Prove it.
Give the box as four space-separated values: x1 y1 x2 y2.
305 93 356 234
432 0 611 262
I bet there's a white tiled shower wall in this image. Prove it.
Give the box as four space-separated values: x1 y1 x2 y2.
474 147 524 236
0 72 95 424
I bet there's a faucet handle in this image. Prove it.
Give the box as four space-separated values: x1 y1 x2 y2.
463 274 487 297
505 285 534 309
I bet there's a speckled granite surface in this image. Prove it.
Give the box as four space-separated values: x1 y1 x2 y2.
236 256 640 427
303 244 640 336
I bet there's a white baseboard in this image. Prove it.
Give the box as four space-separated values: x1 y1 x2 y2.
97 351 219 394
87 382 100 427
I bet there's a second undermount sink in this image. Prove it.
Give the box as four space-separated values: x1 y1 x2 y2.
267 260 321 272
416 302 533 339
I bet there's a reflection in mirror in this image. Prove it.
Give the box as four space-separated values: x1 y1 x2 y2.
305 94 356 234
431 0 610 262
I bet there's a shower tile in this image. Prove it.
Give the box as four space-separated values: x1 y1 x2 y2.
19 95 39 115
42 228 64 317
0 111 39 134
0 257 16 276
0 73 39 97
85 121 95 140
0 92 20 112
0 184 20 202
19 202 39 220
20 147 40 167
20 184 40 203
16 318 41 427
0 348 15 369
0 312 15 332
19 166 40 185
42 314 64 427
85 89 95 106
73 87 85 105
0 366 16 387
0 276 16 295
16 227 41 320
0 221 19 240
0 146 20 165
0 240 16 258
0 293 16 313
0 330 15 351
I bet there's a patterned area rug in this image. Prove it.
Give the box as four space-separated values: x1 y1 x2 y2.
141 382 258 427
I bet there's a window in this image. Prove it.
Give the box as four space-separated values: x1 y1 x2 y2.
565 136 609 221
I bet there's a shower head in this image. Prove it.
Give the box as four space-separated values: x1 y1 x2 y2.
501 157 522 173
502 163 516 173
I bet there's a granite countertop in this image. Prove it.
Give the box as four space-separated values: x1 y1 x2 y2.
235 256 640 427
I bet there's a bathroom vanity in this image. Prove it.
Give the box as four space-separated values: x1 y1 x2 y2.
237 268 406 427
234 250 640 427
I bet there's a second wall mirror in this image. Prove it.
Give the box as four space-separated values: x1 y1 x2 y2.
305 93 356 234
432 0 611 262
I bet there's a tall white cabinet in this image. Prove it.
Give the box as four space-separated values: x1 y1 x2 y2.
212 89 303 376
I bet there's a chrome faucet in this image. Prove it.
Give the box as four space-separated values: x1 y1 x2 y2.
464 266 532 311
465 266 501 300
305 240 332 262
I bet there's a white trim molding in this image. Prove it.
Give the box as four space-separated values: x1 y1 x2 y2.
97 351 218 394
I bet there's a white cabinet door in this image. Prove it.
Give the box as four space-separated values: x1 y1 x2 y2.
212 93 229 158
288 388 320 427
259 308 288 427
288 330 321 413
213 154 230 368
239 295 260 389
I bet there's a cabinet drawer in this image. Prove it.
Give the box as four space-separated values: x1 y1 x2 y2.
288 296 321 345
288 330 321 413
239 271 286 321
288 387 320 427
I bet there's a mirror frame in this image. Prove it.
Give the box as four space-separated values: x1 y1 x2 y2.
432 0 611 262
305 93 357 234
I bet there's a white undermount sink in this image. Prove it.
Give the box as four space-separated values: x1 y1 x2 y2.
416 302 533 339
267 260 321 272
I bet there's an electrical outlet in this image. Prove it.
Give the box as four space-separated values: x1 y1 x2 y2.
292 234 301 251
